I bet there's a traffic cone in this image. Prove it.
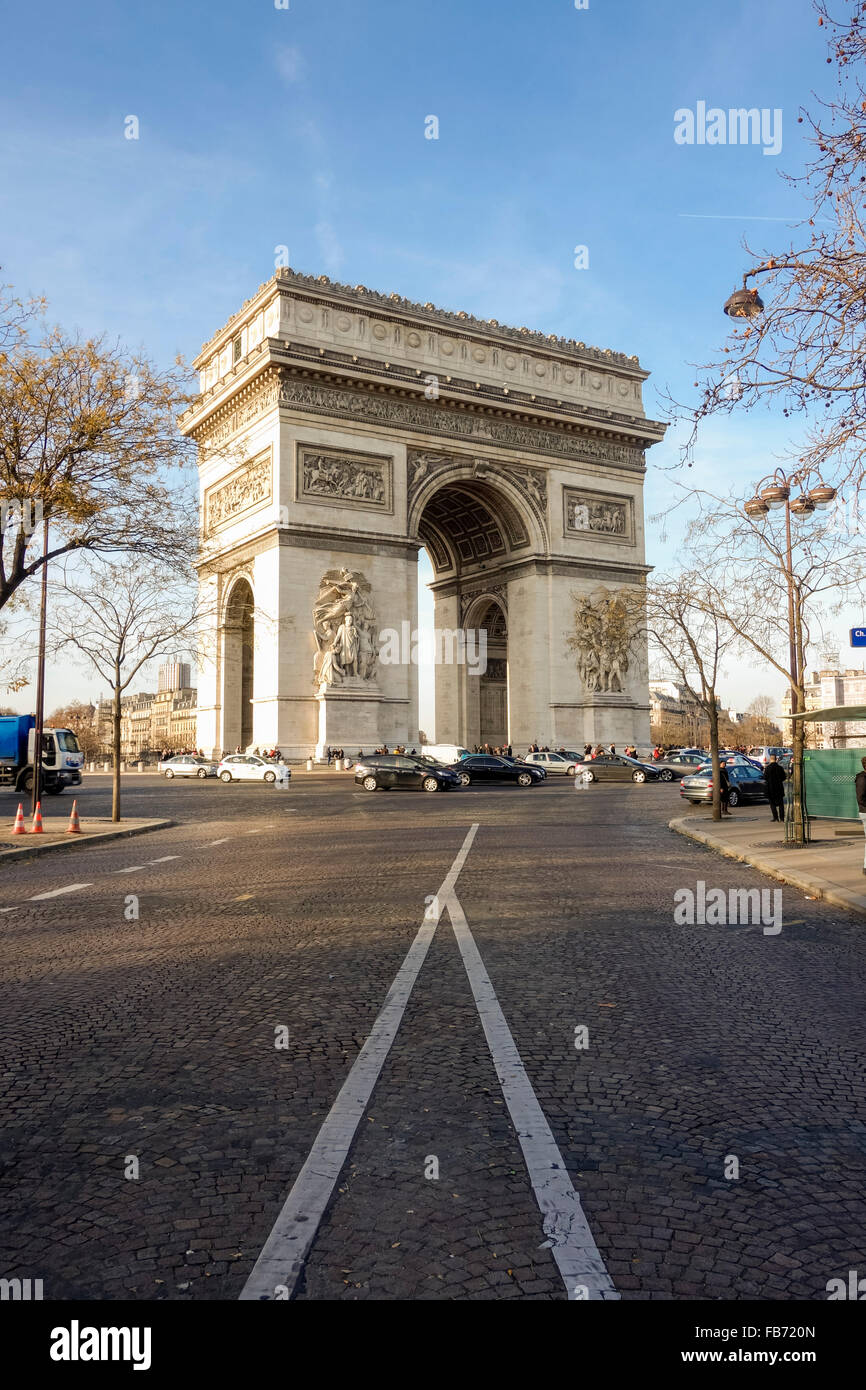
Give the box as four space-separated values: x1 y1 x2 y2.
29 801 44 834
11 803 25 835
67 799 82 834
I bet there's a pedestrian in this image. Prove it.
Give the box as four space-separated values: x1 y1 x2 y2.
584 743 592 759
609 744 616 755
326 744 332 765
764 755 787 823
719 764 733 816
856 757 866 875
506 744 512 758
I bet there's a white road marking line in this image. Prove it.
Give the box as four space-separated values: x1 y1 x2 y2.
208 838 230 846
113 866 146 874
239 823 479 1302
29 883 93 900
445 891 618 1302
0 907 17 913
147 855 180 864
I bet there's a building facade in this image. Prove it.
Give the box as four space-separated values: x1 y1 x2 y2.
182 270 666 759
782 668 866 746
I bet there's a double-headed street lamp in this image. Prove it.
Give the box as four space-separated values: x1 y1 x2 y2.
742 471 837 846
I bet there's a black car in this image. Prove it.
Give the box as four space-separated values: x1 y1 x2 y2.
576 753 661 784
354 753 461 792
679 762 768 806
453 755 544 787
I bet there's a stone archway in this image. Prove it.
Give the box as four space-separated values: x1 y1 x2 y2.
412 468 536 750
222 577 254 752
184 270 662 758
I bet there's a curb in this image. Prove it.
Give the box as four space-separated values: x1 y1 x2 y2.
669 816 866 919
0 819 174 866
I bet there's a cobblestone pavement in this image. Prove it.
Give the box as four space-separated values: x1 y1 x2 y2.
0 776 864 1300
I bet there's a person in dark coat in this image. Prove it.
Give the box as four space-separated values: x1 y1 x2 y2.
764 755 787 823
719 765 732 816
856 756 866 875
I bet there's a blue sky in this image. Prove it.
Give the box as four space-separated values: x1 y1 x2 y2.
1 0 848 721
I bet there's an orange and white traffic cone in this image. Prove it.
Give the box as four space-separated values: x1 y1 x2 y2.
29 801 44 834
11 803 26 835
67 799 82 834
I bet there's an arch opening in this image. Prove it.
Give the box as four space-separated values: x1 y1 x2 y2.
223 578 255 751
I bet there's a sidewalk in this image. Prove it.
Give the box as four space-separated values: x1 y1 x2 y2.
0 815 173 864
670 807 866 918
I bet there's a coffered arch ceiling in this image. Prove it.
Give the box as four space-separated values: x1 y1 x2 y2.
416 478 534 577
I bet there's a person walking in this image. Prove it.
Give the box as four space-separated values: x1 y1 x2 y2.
856 757 866 875
719 764 733 816
764 755 787 823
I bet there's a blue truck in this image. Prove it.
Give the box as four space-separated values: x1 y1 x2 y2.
0 715 84 796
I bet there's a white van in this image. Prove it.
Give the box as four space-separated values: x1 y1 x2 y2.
421 744 471 765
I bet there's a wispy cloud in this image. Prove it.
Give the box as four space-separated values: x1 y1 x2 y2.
275 44 303 85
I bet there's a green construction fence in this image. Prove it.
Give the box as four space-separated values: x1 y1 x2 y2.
802 747 866 820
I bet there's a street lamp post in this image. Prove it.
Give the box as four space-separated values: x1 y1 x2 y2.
743 471 837 847
31 516 49 816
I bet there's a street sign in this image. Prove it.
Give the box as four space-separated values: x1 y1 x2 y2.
851 628 866 647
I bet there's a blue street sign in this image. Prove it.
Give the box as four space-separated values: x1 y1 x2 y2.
851 628 866 647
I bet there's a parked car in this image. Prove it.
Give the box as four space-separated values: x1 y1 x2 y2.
354 753 461 792
575 752 661 784
650 751 707 782
159 755 218 779
453 755 544 787
217 754 289 784
695 753 761 772
679 762 767 806
748 745 792 767
523 751 578 775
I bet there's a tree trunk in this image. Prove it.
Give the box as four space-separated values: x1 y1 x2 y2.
112 674 121 823
709 703 721 821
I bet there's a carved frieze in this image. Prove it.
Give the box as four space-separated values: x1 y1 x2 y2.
280 379 646 470
563 486 635 545
297 445 393 514
205 449 272 531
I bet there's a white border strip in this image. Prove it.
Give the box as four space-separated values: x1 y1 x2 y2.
238 824 479 1301
445 892 618 1301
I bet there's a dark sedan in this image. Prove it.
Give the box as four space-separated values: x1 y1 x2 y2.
354 753 461 792
679 763 768 806
649 751 707 782
576 753 661 784
453 755 544 787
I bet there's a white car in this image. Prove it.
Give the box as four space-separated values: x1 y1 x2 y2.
217 754 290 784
159 755 218 779
523 751 579 775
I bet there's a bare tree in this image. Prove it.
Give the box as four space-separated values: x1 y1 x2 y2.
50 560 202 821
669 1 866 494
684 491 866 836
646 574 740 820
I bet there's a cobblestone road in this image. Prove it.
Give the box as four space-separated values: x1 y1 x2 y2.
0 775 864 1300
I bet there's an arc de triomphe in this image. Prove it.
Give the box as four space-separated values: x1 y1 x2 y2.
181 269 665 759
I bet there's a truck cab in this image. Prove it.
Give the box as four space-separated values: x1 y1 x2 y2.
0 717 84 795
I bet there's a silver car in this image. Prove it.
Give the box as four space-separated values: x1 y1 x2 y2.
159 755 218 779
523 751 579 775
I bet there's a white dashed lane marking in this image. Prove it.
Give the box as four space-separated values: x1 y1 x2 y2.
113 866 146 874
28 883 93 900
208 838 230 846
147 856 180 864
